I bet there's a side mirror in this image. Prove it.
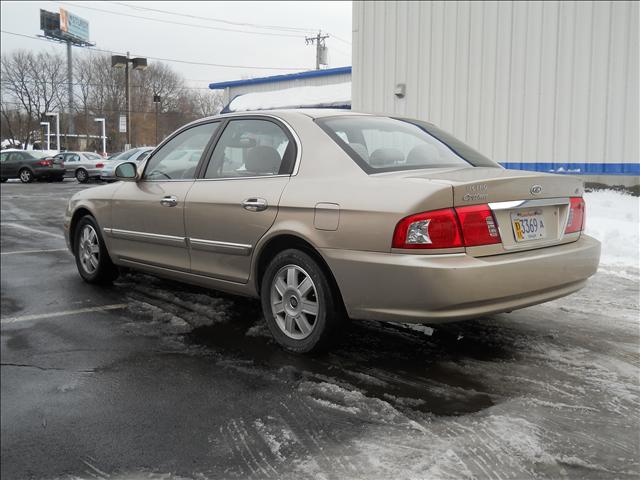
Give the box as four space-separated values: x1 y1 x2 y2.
115 161 138 181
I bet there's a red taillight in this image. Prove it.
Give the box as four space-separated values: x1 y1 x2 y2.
95 163 104 168
36 159 52 166
392 204 501 249
392 208 463 249
565 197 585 234
455 205 502 246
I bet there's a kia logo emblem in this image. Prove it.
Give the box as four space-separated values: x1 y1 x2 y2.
530 185 543 195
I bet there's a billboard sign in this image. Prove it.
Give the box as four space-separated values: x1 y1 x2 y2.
59 8 90 42
119 116 127 133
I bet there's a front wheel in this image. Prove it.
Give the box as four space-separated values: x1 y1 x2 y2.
261 249 342 353
75 168 89 183
74 215 119 283
19 168 33 183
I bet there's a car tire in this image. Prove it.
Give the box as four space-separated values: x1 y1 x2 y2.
74 215 119 284
1 178 7 183
261 249 342 353
75 168 89 183
18 168 33 183
52 176 65 182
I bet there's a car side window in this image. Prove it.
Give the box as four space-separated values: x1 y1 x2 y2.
143 123 219 180
0 153 8 163
137 151 150 161
204 119 295 179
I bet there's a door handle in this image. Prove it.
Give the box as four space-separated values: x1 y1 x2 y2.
242 198 268 212
160 195 178 207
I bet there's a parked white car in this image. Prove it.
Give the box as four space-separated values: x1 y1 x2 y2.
100 147 154 181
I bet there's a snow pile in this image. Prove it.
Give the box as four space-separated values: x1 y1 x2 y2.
228 82 351 112
583 190 639 272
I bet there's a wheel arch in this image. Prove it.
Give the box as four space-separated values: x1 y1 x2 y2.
69 206 96 252
253 233 347 314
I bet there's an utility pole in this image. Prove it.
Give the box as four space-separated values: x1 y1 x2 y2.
66 40 74 137
153 94 161 145
125 51 131 148
111 53 147 150
305 31 329 70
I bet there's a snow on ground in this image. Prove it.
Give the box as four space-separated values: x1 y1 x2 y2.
584 190 639 277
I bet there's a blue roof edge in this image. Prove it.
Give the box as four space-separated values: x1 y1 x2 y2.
209 66 352 90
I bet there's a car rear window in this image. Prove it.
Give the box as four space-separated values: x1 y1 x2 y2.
316 116 499 173
83 152 102 160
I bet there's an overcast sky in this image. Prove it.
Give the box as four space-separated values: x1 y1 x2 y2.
0 1 352 90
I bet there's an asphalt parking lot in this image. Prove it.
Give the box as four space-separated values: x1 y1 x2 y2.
1 180 639 480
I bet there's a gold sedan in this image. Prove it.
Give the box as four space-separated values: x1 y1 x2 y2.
64 110 601 353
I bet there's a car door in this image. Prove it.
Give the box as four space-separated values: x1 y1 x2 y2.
108 121 221 271
5 152 23 177
185 117 296 283
0 152 12 178
63 153 79 174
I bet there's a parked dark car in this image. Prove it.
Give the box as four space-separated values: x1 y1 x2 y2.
0 149 66 183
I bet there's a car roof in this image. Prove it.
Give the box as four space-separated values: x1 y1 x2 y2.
182 109 372 130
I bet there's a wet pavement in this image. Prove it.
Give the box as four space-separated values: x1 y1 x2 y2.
1 180 639 479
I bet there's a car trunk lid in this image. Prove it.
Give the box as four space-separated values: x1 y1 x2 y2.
406 167 585 256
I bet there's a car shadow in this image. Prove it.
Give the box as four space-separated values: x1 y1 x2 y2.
115 272 525 417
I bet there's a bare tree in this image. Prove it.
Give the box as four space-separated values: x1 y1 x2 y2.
1 49 219 150
1 50 66 147
189 89 225 118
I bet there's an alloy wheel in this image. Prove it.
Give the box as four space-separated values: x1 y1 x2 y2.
19 170 32 183
79 224 100 274
76 169 88 182
270 264 319 340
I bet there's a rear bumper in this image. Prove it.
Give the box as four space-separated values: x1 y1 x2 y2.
321 235 601 324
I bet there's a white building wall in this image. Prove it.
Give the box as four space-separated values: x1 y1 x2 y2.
352 1 638 179
225 73 352 104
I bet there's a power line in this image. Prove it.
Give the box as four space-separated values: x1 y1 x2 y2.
1 100 204 115
1 30 308 71
327 33 351 45
0 79 213 91
109 1 318 34
56 1 306 38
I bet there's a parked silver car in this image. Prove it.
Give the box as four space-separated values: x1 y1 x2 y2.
100 147 154 181
55 151 107 183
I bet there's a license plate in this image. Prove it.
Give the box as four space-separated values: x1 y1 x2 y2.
511 210 546 242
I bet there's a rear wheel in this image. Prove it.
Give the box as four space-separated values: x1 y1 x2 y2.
1 178 7 183
74 215 118 284
52 175 65 182
19 168 33 183
261 249 341 353
75 168 89 183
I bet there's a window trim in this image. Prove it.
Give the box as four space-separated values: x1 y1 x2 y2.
140 120 221 182
196 115 299 181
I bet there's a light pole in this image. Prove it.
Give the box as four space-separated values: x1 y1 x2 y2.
94 118 106 156
40 121 50 151
111 53 147 149
45 112 60 151
153 94 161 145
